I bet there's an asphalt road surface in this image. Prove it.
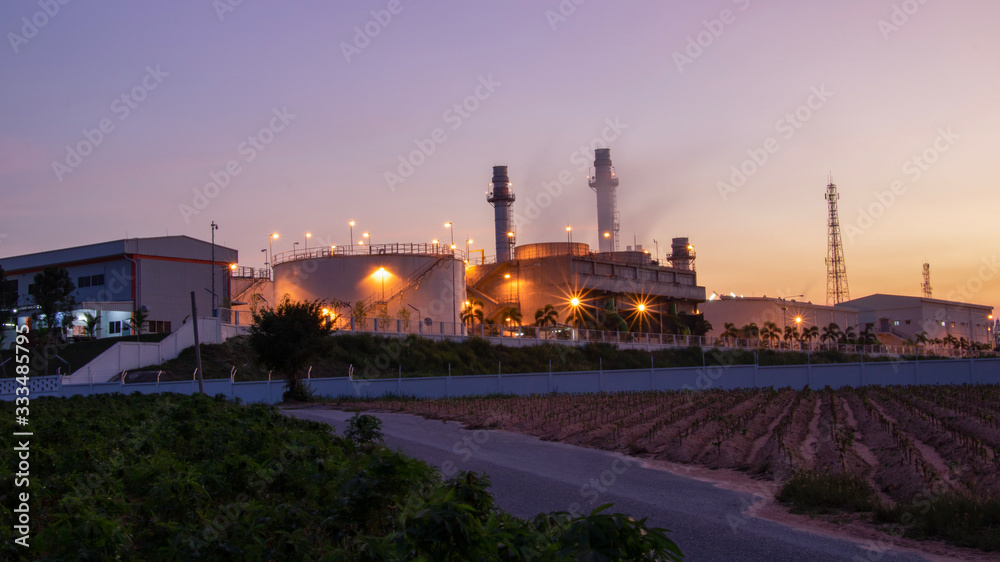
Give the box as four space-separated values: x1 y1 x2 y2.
285 408 930 562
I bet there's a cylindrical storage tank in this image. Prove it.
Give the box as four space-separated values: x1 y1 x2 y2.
273 251 466 333
514 242 590 260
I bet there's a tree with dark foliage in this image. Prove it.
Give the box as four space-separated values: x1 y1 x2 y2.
249 294 329 401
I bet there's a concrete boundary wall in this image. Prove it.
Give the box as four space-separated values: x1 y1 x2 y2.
5 358 999 405
62 317 250 385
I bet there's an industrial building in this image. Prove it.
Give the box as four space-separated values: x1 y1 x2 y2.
470 149 707 333
230 148 707 336
836 294 994 345
0 236 236 343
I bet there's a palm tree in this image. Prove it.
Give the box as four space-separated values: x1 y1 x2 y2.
500 307 523 334
760 322 781 349
801 325 819 349
82 312 101 339
534 304 558 328
943 334 959 352
721 322 740 345
859 325 880 346
461 299 485 331
913 331 929 347
821 323 841 348
783 325 798 345
839 326 858 345
129 308 149 341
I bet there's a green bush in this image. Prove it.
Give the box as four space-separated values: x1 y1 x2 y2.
0 393 683 561
875 492 1000 551
776 470 880 514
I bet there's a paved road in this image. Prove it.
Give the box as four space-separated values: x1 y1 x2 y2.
285 408 928 562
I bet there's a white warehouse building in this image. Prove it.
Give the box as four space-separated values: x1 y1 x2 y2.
836 294 993 345
0 236 237 344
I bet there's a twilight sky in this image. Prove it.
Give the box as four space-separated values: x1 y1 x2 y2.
1 0 998 311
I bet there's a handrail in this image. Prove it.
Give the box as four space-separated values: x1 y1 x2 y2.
272 243 465 266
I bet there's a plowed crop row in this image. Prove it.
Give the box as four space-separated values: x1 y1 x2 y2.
342 384 1000 503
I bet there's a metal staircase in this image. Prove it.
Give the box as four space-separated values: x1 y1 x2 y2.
359 255 451 315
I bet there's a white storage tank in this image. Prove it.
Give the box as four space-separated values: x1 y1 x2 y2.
272 243 466 334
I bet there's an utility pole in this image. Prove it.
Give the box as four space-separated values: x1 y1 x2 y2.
210 221 218 317
191 291 205 394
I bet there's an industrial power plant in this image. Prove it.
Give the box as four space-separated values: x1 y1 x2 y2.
1 148 993 350
247 147 707 337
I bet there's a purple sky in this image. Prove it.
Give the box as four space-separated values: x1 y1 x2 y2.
2 0 998 311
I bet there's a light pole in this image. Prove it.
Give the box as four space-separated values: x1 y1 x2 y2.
293 242 300 255
210 221 218 316
445 222 456 333
349 221 355 248
566 225 572 244
269 233 279 279
466 237 473 261
305 232 311 252
777 295 804 348
363 232 370 252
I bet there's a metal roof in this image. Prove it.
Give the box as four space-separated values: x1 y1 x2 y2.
0 235 238 273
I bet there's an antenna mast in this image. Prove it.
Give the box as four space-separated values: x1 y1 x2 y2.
825 175 850 305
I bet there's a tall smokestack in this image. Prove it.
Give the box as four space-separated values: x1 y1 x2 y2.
486 165 515 262
589 148 619 252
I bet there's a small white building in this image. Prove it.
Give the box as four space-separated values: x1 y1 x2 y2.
836 294 993 345
1 236 237 343
701 296 859 337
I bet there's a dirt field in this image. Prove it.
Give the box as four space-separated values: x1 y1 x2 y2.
333 385 1000 505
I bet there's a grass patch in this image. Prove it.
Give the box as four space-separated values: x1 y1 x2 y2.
776 470 880 514
875 492 1000 551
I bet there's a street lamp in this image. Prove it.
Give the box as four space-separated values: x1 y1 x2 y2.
293 242 300 254
776 295 804 347
210 221 218 315
445 222 456 333
269 233 279 273
349 221 355 247
305 232 311 251
363 232 370 252
445 222 454 253
566 225 572 243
